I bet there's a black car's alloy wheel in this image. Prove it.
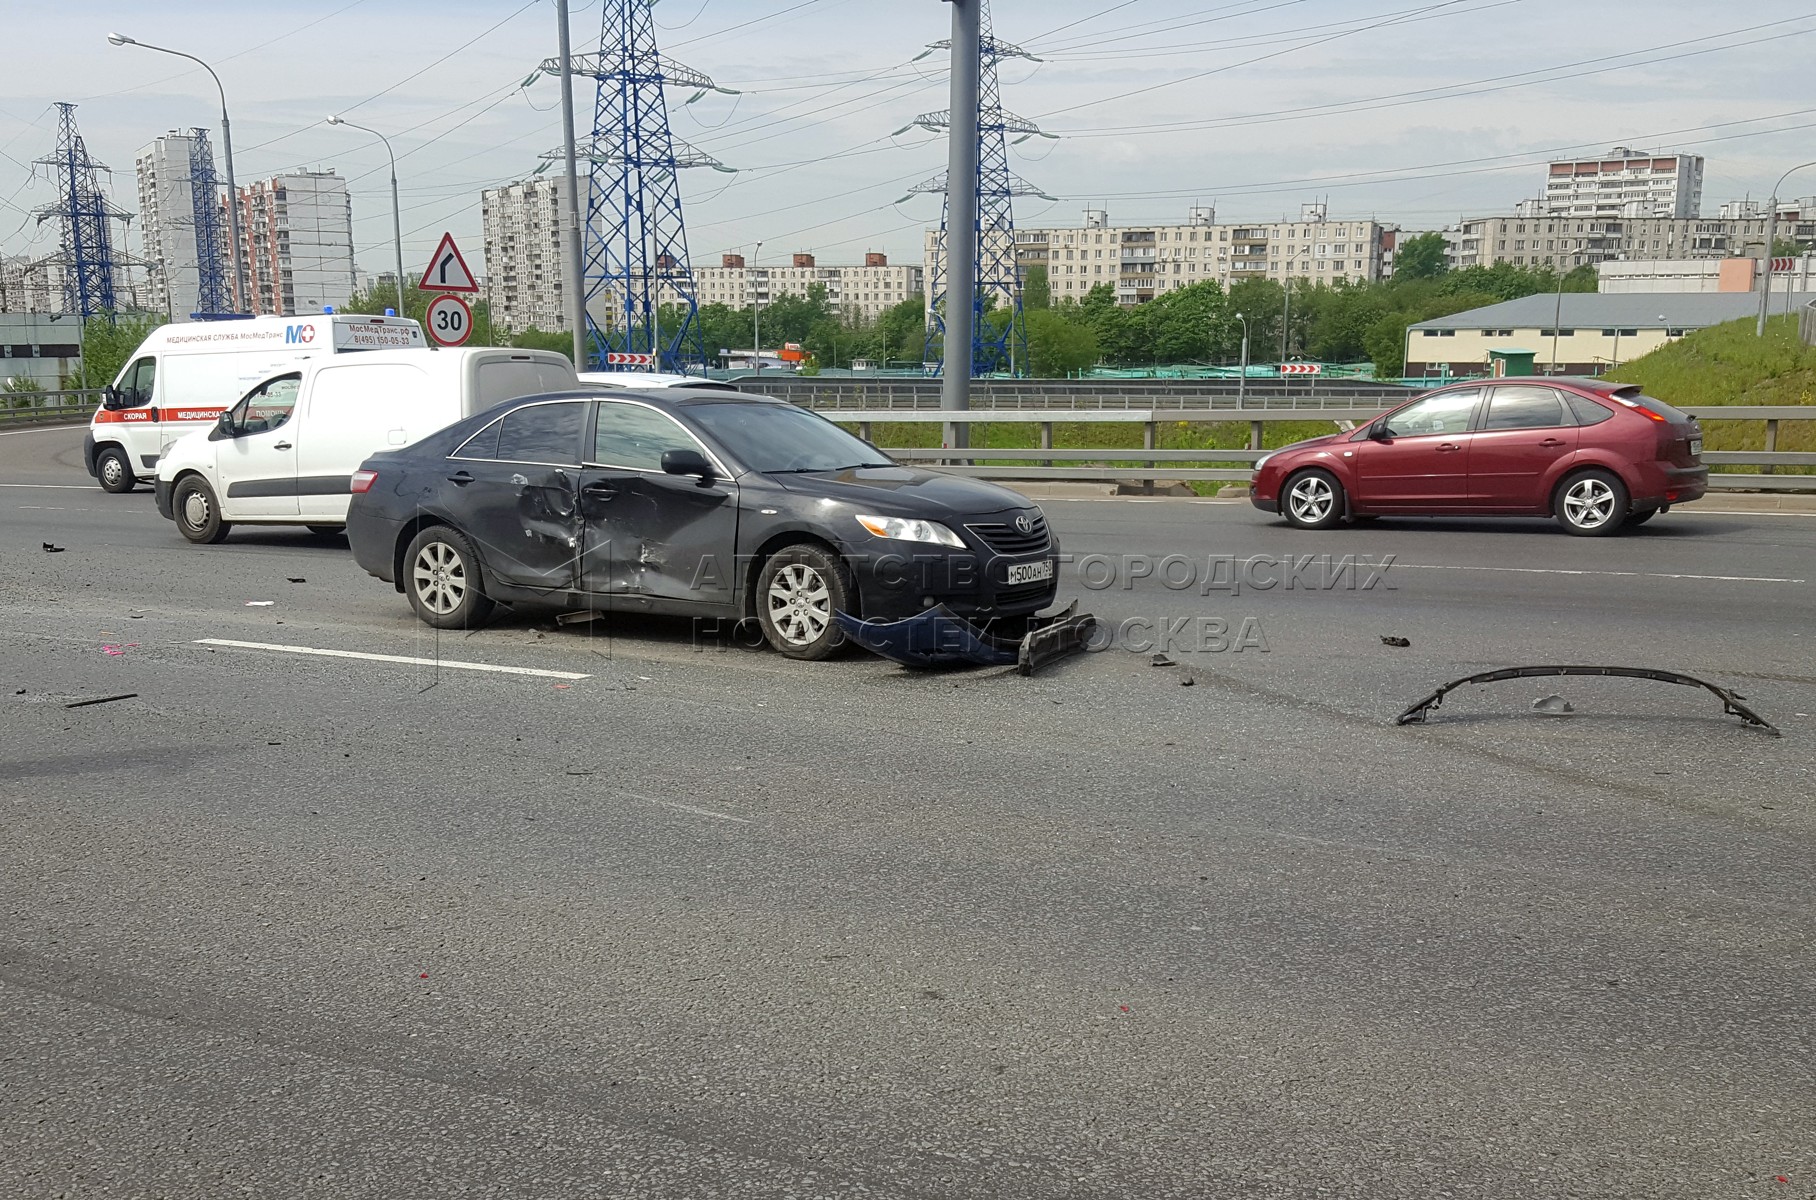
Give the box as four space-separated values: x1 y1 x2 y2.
174 476 231 544
405 526 496 629
757 544 851 660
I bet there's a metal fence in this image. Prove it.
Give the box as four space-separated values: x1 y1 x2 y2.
827 406 1816 493
734 376 1415 410
0 390 103 424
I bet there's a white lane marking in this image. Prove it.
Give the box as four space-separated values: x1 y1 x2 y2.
193 638 592 680
0 424 86 437
0 482 99 489
621 791 751 824
1395 563 1806 584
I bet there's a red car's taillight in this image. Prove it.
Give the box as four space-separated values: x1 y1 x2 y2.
1610 395 1668 423
350 469 378 494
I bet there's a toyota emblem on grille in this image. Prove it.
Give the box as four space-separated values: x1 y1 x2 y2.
1014 514 1034 534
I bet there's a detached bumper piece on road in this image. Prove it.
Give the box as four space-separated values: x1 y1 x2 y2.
1396 665 1780 736
835 601 1096 676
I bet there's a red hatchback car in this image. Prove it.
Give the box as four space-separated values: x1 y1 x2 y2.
1250 378 1707 536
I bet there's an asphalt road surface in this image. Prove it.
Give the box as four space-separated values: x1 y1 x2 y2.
3 423 1813 1199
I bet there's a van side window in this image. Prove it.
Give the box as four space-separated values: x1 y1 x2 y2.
237 374 302 435
119 357 156 408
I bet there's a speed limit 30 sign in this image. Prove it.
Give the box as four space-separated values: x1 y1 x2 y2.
425 294 472 347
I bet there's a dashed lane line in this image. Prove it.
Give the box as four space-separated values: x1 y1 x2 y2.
193 638 592 680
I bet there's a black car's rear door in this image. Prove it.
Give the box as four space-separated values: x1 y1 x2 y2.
576 399 739 609
443 399 588 592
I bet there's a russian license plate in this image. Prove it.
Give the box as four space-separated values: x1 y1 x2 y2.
1006 559 1054 585
1689 437 1702 456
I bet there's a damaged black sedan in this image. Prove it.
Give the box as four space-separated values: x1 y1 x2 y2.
344 389 1060 659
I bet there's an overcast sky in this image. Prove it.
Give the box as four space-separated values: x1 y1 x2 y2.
5 0 1816 279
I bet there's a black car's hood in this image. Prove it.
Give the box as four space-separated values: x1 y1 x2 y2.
769 465 1029 516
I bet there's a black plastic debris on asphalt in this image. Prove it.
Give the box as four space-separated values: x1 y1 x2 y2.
64 693 137 709
1396 665 1780 736
42 542 64 553
1381 636 1411 648
834 601 1096 677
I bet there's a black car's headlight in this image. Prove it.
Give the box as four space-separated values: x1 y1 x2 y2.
855 514 966 548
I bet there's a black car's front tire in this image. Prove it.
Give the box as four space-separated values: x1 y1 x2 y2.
1280 468 1345 530
404 526 496 629
756 543 851 660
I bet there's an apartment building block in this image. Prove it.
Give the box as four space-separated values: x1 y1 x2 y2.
231 170 355 316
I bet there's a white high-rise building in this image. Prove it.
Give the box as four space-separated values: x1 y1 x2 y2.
948 204 1390 312
230 171 355 316
1541 147 1703 219
134 131 206 321
481 177 573 335
664 252 922 324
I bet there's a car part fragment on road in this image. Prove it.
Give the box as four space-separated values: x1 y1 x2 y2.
42 542 63 553
834 601 1096 676
1396 665 1780 736
1381 636 1411 648
1532 694 1574 715
64 692 137 708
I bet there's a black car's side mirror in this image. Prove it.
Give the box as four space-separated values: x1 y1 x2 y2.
210 410 237 441
1367 420 1389 440
101 384 122 410
662 448 713 485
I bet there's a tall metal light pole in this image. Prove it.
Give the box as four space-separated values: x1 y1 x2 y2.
752 240 763 376
941 0 982 450
325 116 405 320
1757 159 1816 336
554 0 589 368
1234 311 1249 409
1279 281 1291 364
109 34 247 314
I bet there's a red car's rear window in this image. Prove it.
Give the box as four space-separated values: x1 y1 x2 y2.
1611 386 1689 423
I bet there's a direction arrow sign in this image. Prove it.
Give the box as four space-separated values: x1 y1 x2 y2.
1280 362 1322 376
604 352 655 366
419 232 479 294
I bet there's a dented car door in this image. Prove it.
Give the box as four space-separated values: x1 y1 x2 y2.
577 400 740 608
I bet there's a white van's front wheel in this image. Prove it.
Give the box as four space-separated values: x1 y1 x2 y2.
96 447 136 494
173 476 231 544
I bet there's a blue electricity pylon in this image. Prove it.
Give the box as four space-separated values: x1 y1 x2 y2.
542 1 736 375
911 2 1054 377
33 103 130 320
187 128 234 319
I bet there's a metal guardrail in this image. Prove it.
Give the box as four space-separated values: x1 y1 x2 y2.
0 389 103 424
825 407 1816 493
743 377 1414 410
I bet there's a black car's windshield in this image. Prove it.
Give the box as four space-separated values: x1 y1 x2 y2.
686 401 892 473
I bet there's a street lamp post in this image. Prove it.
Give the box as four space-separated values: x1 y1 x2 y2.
1757 160 1816 336
326 116 406 322
1279 282 1291 364
1233 311 1249 409
109 34 247 314
751 241 763 377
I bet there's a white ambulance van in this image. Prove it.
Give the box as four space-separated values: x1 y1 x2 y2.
84 312 425 493
154 346 577 543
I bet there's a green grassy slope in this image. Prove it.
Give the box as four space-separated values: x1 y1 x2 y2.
1606 313 1815 463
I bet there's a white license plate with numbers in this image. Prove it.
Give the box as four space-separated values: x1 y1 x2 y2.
1006 560 1054 585
1689 437 1702 456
